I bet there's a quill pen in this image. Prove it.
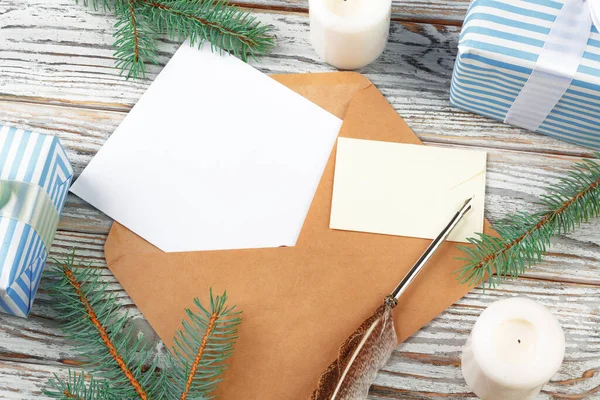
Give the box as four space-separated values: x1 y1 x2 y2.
310 198 474 400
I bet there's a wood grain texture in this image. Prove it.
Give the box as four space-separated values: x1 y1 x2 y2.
0 0 599 398
230 0 470 24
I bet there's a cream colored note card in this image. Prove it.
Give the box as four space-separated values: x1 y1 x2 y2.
330 138 486 242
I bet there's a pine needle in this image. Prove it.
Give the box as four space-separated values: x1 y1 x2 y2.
45 252 153 399
76 0 275 78
457 153 600 288
44 371 115 400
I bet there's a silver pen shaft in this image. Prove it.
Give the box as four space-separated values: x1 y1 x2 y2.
390 197 474 301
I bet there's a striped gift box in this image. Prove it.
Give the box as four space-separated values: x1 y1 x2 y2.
0 125 73 317
451 0 600 148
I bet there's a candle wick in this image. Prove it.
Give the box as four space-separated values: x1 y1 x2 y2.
518 339 521 344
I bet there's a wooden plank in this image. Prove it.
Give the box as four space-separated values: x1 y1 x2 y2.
4 101 600 283
1 232 598 399
0 0 468 30
0 361 70 400
231 0 469 24
0 95 591 162
0 2 590 157
0 101 600 250
1 2 466 110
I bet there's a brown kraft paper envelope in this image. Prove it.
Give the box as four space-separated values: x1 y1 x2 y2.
105 72 493 399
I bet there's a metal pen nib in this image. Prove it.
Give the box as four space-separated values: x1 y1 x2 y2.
389 197 474 302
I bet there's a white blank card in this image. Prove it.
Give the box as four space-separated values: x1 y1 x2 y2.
71 41 342 252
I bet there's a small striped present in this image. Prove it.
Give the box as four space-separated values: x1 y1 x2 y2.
0 125 73 317
451 0 600 149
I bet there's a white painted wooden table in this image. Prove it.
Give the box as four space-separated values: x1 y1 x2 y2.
1 1 599 398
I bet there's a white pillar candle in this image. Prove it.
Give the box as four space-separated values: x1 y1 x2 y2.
309 0 392 70
461 297 565 400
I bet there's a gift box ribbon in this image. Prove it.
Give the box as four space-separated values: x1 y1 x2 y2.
504 0 600 132
0 180 59 252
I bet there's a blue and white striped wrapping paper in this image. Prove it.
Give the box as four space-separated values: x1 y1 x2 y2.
0 125 73 317
451 0 600 149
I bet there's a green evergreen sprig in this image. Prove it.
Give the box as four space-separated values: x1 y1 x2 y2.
46 371 113 400
457 153 600 288
43 252 241 399
113 1 160 80
76 0 275 79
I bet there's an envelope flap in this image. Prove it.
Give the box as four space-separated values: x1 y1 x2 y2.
341 84 422 144
271 72 373 119
105 222 159 264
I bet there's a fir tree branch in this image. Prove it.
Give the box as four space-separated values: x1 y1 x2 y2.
75 0 275 78
127 1 140 62
457 153 600 288
45 253 158 399
113 0 159 79
138 0 274 61
181 310 217 400
44 254 242 400
61 263 148 399
168 291 242 400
